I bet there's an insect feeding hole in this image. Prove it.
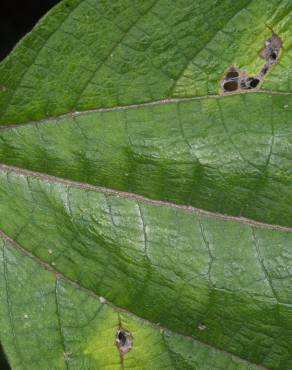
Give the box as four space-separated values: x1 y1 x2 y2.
116 329 133 355
221 33 282 94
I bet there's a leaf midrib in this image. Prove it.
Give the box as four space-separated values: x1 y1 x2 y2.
1 163 292 234
0 0 253 126
0 228 267 370
1 90 292 129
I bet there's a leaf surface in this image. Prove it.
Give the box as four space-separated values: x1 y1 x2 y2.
1 0 292 369
0 233 262 370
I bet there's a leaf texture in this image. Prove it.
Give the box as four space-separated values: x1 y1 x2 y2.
1 93 292 227
1 0 292 369
0 233 262 370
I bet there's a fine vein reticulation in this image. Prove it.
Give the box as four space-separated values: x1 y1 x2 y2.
1 164 292 370
2 92 292 229
1 0 292 369
0 229 265 370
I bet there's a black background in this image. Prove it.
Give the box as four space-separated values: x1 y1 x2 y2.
0 343 10 370
0 0 61 61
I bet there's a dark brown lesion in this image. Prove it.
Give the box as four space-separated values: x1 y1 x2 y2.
222 67 239 92
221 33 282 93
116 328 133 355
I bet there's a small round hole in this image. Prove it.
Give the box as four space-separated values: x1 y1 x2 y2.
118 331 127 346
116 329 133 355
249 78 260 88
223 80 238 92
270 51 277 60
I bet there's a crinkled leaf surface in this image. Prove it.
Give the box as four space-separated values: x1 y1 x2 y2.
1 0 292 369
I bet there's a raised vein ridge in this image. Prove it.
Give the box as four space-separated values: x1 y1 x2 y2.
1 163 292 233
0 228 267 370
1 90 292 129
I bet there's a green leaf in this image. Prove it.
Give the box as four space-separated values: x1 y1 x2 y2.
1 0 292 369
0 233 260 370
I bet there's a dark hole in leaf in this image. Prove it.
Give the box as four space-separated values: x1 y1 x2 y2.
249 78 260 88
222 33 282 93
223 80 238 92
0 342 11 370
240 77 259 90
270 51 277 60
116 329 133 355
118 330 127 346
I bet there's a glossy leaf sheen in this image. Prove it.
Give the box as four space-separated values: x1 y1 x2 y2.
0 0 292 369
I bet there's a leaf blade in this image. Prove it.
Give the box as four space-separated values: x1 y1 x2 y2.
2 0 290 124
0 166 292 368
1 93 292 227
0 235 262 370
1 0 292 368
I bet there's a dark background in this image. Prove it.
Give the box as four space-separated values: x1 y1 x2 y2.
0 343 10 370
0 0 61 61
0 1 60 368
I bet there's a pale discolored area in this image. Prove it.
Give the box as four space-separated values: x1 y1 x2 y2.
0 168 292 369
0 237 260 370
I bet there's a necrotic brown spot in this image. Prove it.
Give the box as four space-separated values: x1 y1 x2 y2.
223 80 238 92
226 70 239 79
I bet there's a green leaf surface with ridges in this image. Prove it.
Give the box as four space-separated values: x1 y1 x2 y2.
0 234 261 370
1 0 292 369
1 93 292 227
0 166 292 369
